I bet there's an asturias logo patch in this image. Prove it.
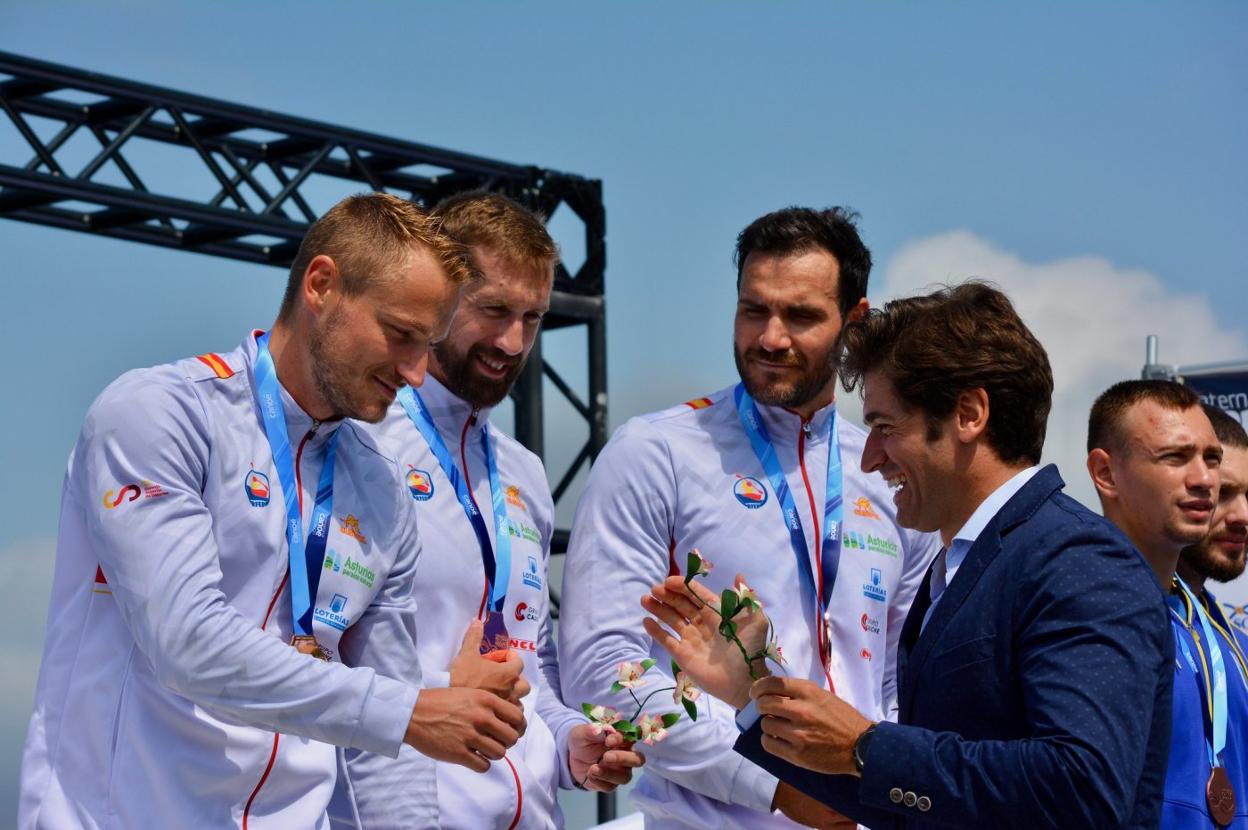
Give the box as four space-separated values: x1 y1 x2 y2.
245 469 270 507
733 475 768 509
406 467 434 501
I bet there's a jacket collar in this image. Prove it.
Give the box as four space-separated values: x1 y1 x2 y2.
413 372 491 436
752 393 837 444
898 464 1066 716
241 329 336 447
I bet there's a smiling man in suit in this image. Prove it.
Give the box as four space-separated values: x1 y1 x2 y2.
646 282 1175 829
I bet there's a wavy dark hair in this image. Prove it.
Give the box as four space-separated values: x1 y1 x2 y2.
840 281 1053 465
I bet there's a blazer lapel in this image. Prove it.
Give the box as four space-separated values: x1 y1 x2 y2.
898 465 1066 713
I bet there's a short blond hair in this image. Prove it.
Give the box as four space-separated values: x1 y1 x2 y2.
432 191 559 279
280 192 472 318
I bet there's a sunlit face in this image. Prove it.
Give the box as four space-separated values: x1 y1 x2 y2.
431 246 552 407
733 249 859 411
1181 444 1248 583
860 370 960 535
308 246 460 422
1101 401 1221 552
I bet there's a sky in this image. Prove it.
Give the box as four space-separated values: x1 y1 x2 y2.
1 2 1246 825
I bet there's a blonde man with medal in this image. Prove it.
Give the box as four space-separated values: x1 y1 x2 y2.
19 193 526 830
1087 382 1245 828
559 207 940 830
342 192 644 829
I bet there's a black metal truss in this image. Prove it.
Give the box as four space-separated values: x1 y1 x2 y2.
0 51 608 560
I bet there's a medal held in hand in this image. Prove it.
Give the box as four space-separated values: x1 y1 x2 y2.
480 610 511 657
291 634 330 661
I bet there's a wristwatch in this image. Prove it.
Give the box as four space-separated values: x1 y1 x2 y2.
852 723 878 773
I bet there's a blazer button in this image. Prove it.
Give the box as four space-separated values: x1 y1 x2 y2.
903 791 917 807
917 796 932 812
889 788 904 804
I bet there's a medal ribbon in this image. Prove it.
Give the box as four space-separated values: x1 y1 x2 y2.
734 384 843 631
254 332 339 637
1170 577 1230 766
398 386 511 614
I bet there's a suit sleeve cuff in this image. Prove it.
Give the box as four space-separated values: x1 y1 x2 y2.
736 699 762 732
351 673 419 758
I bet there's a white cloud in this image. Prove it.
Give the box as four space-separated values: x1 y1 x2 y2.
864 230 1248 510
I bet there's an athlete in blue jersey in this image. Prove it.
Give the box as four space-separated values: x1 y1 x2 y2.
1088 382 1245 829
1168 404 1248 829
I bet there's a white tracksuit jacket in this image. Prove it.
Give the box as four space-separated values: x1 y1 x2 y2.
19 332 432 830
559 386 940 830
341 374 582 829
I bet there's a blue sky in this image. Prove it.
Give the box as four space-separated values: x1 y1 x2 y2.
2 2 1246 824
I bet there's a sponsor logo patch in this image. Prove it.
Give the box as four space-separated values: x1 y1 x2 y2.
315 593 351 631
860 648 873 661
406 467 434 501
505 485 527 512
733 475 768 509
323 549 375 589
861 613 881 634
509 638 537 652
844 530 900 558
245 469 271 507
338 514 367 544
863 567 887 602
514 601 539 623
102 480 168 510
853 497 880 519
522 555 543 590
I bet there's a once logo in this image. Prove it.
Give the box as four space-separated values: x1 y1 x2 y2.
733 475 768 509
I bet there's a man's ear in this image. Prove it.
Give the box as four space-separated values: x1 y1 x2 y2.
301 254 340 317
845 297 869 325
954 388 990 445
1086 448 1117 498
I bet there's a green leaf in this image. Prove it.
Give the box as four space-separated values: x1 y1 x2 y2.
686 551 702 576
671 659 682 678
661 712 682 728
609 681 624 694
614 720 639 740
719 619 737 639
640 658 656 674
720 589 738 619
683 697 699 721
582 702 596 718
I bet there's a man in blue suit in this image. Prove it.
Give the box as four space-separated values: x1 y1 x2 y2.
645 282 1174 829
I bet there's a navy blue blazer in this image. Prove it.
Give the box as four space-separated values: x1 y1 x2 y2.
736 465 1174 829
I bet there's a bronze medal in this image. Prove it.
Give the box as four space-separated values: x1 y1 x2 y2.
291 634 330 661
1207 766 1236 827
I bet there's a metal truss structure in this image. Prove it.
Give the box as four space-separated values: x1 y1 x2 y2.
0 50 607 557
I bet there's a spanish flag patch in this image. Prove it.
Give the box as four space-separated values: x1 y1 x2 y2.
196 353 234 379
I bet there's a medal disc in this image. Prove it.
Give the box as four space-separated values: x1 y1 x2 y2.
1207 766 1236 827
291 634 330 661
480 610 511 656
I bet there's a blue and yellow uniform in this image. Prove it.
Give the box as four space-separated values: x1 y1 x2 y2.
1165 580 1248 829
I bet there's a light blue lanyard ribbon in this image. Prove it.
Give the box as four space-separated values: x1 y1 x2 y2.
397 386 511 614
1170 576 1229 765
253 332 339 637
734 384 843 620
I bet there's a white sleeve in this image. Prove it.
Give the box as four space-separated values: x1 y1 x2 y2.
76 373 416 756
558 420 778 812
335 461 438 829
882 528 940 720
